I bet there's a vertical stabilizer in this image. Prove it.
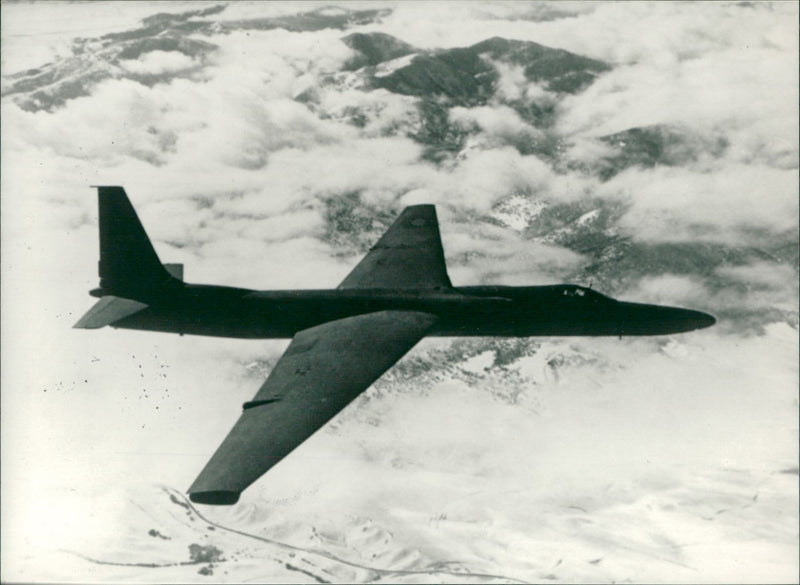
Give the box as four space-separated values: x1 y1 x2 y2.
96 186 173 298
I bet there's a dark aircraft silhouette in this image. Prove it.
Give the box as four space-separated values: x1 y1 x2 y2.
75 187 715 505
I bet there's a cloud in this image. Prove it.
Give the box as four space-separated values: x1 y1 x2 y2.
717 261 798 291
208 28 355 90
118 50 196 75
304 322 798 582
488 59 552 103
450 103 544 143
0 1 178 74
548 3 799 176
555 48 799 164
620 273 710 307
596 163 798 243
398 146 559 214
372 2 594 50
713 261 799 315
441 222 585 286
317 87 420 137
620 266 798 330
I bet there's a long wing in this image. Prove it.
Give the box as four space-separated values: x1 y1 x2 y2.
188 310 437 505
337 204 452 290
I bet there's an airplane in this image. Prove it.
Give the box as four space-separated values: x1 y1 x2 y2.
75 186 715 505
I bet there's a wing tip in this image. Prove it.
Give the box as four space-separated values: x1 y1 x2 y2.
399 203 437 220
402 203 435 211
188 490 240 505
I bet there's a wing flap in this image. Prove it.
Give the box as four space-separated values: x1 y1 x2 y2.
188 310 437 505
337 205 452 290
73 296 149 329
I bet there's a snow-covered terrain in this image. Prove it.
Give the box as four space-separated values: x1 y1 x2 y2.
2 2 797 583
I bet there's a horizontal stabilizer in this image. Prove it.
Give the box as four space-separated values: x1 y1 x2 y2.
74 296 148 329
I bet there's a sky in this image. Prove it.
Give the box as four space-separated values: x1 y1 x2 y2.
1 1 798 583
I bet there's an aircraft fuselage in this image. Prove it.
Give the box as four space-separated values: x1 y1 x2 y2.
106 282 715 339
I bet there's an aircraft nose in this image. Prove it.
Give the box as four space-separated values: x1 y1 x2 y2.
666 307 715 333
617 302 716 335
691 310 716 330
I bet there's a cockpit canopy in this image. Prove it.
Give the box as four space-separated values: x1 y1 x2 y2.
557 285 609 302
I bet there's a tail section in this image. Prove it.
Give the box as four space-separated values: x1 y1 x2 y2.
74 295 149 329
95 186 176 299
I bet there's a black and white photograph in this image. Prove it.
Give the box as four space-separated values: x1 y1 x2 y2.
1 1 798 583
